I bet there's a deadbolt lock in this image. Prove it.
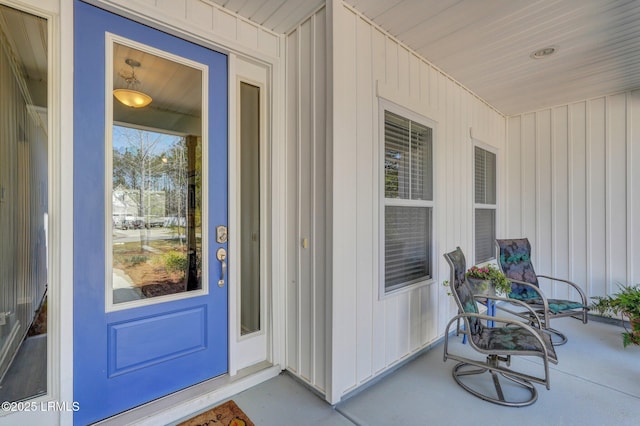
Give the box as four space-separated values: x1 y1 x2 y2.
216 225 228 244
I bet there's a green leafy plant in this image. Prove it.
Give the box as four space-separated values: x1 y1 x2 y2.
465 264 511 296
590 284 640 347
163 251 188 276
127 255 148 265
442 280 451 296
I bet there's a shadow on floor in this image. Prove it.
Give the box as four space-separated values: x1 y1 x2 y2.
211 316 639 426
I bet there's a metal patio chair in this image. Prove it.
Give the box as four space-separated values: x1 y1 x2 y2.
443 247 558 406
496 238 588 345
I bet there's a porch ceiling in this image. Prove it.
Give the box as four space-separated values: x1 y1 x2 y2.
214 0 640 116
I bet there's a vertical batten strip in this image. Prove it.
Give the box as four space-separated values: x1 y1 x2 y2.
352 10 361 384
585 100 592 297
550 108 556 297
567 104 575 291
367 18 377 380
309 12 317 387
520 117 524 237
625 92 632 285
604 96 610 295
295 21 303 380
533 111 541 269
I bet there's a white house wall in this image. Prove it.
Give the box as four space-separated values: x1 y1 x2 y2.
286 1 507 403
506 90 640 301
90 0 281 60
285 5 328 394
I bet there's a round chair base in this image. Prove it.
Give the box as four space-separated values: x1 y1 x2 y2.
546 327 568 346
524 313 568 345
452 362 538 407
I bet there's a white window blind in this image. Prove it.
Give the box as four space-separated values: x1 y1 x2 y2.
474 146 497 263
383 110 433 292
385 206 432 289
474 146 496 205
475 209 495 263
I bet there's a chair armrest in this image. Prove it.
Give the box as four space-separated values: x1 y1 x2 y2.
475 294 544 330
451 312 555 362
504 278 550 321
536 274 588 305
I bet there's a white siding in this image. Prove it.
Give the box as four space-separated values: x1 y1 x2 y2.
286 1 506 403
507 90 640 300
92 0 281 59
285 7 328 394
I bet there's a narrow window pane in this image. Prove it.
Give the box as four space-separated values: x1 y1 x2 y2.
411 123 432 201
485 150 496 204
474 146 496 204
384 111 410 199
385 206 431 290
474 146 497 263
475 209 496 263
110 42 203 304
240 82 261 335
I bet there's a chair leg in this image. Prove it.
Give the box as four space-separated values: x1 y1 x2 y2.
523 311 568 346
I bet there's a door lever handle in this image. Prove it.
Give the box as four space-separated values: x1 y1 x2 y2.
216 247 226 287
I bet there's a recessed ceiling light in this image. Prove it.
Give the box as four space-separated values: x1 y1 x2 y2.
530 46 557 59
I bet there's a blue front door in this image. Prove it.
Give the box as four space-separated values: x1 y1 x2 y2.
73 2 228 424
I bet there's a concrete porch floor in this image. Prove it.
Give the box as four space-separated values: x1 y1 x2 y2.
172 316 639 426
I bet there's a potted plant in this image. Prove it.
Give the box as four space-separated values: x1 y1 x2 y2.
465 264 512 296
590 284 640 347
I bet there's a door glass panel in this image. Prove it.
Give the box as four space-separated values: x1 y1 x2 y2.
0 4 48 402
110 41 204 305
240 82 260 335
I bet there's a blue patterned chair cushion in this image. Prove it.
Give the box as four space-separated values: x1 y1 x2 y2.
508 294 585 314
498 239 585 313
497 239 538 295
472 326 557 362
446 248 483 334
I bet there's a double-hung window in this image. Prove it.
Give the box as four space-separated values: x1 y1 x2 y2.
382 108 434 294
474 145 497 263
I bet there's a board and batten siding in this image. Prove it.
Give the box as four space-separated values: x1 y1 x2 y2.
506 90 640 302
285 5 328 394
286 1 506 403
89 0 281 60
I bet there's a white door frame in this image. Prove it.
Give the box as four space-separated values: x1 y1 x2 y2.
80 0 288 396
228 55 272 375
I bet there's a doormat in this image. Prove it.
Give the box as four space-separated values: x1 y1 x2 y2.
178 400 255 426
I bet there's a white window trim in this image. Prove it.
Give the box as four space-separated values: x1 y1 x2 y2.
472 140 498 264
103 33 211 312
378 98 437 299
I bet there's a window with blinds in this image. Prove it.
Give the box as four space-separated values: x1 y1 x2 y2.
383 110 433 292
474 146 497 263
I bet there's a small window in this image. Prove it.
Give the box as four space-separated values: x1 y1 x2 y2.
474 145 497 263
382 109 434 293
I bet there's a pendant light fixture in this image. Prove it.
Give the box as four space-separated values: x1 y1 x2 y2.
113 58 152 108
